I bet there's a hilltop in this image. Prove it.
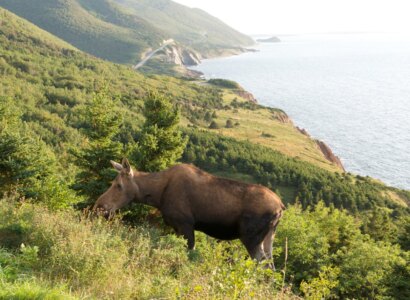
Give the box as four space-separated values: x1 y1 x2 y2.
0 0 253 65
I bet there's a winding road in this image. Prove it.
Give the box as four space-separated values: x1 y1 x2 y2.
132 39 174 70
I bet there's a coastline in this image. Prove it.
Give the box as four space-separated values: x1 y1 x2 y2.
188 46 346 172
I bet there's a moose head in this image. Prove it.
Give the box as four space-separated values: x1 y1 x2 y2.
93 158 140 218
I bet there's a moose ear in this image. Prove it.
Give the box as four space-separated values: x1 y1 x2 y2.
122 158 134 176
110 160 123 172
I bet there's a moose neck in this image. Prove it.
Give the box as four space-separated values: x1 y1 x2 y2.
133 170 169 209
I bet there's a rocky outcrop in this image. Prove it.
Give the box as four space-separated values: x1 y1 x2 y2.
296 126 310 137
271 110 292 124
161 45 201 66
316 140 345 171
235 90 258 103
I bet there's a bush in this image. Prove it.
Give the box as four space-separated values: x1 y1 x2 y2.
208 79 240 89
209 121 219 129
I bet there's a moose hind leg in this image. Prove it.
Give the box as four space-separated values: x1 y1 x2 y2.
175 223 195 250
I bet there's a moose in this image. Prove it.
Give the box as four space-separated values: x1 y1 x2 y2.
94 158 285 268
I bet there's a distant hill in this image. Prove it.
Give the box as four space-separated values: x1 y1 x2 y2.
0 0 167 64
256 36 281 43
114 0 254 56
0 0 253 64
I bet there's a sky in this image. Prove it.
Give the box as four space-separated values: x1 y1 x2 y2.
173 0 410 35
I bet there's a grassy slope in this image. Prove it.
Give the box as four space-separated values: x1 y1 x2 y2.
0 8 77 51
212 89 339 172
111 0 254 55
0 0 165 64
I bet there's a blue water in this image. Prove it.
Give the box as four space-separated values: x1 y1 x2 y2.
191 34 410 190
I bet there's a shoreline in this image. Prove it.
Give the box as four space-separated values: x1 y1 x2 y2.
187 47 347 172
188 44 410 191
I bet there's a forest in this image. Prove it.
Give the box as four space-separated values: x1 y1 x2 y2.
0 7 409 299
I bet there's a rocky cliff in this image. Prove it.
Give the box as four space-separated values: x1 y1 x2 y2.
160 45 202 67
235 90 258 103
296 126 311 137
296 127 344 170
272 110 293 124
316 140 345 171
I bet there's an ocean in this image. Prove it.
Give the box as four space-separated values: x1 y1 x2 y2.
190 33 410 190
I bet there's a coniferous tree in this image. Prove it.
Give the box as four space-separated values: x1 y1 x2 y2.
0 97 55 198
131 92 187 172
209 121 219 129
72 88 123 201
225 119 234 128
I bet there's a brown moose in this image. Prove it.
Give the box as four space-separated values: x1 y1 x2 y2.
94 158 285 268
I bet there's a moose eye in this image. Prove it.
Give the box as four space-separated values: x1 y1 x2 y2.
116 183 122 189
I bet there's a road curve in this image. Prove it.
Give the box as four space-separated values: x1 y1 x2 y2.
133 39 174 70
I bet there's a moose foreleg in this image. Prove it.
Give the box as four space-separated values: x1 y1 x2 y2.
250 242 267 262
262 228 276 270
263 215 281 270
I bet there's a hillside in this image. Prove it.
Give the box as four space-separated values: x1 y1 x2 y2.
1 4 409 220
0 0 253 65
0 0 164 64
115 0 254 57
0 7 410 299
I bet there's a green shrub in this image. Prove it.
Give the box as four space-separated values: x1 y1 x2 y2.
208 79 241 89
209 120 219 129
225 119 234 128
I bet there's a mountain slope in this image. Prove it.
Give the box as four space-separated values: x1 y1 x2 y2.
115 0 254 56
0 0 165 64
0 0 253 64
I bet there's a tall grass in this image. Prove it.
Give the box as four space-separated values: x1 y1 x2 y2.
0 197 292 299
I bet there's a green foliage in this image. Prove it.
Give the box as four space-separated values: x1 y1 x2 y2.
110 0 254 55
208 78 241 89
272 203 410 298
0 0 164 64
72 88 123 201
361 207 399 242
131 92 187 172
335 238 405 298
225 119 234 128
0 0 252 65
0 97 56 199
300 266 340 299
209 120 220 129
